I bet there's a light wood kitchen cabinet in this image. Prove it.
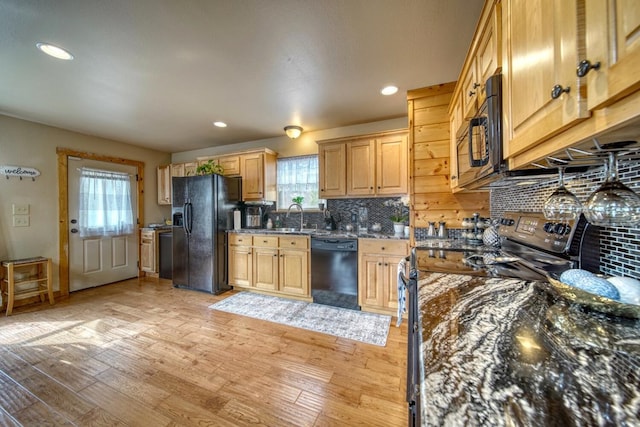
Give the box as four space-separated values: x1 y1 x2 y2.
241 150 277 201
358 239 408 315
217 155 241 176
503 0 589 158
347 139 375 195
376 133 408 195
228 233 310 298
318 130 408 198
228 234 253 288
157 165 172 205
583 0 640 110
278 236 309 296
318 142 347 198
253 236 279 291
140 229 170 276
170 161 197 177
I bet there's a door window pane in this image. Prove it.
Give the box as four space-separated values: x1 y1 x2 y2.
78 168 134 237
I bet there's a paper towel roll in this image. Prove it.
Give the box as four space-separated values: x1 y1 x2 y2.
233 210 241 230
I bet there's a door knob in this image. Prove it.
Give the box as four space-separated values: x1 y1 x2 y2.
70 228 78 233
70 219 78 224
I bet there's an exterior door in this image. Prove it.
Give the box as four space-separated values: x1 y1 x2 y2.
68 157 138 291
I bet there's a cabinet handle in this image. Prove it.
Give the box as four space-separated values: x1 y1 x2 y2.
381 247 385 250
576 59 601 78
273 254 277 257
551 84 570 99
290 241 295 245
468 90 476 97
473 82 480 89
378 262 382 266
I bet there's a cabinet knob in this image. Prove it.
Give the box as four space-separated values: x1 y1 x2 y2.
468 90 476 97
290 241 295 245
473 82 480 89
378 262 382 266
551 84 570 99
576 59 601 78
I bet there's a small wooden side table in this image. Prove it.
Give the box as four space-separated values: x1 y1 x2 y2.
1 257 54 316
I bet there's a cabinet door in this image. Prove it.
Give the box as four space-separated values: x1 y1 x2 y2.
140 231 156 272
183 162 198 177
229 245 253 287
584 0 640 109
505 0 588 157
347 139 375 195
157 165 172 205
475 3 501 106
376 134 408 195
318 143 346 197
241 153 264 200
382 256 402 310
359 255 384 308
279 249 309 296
461 60 479 120
218 156 241 176
253 247 278 290
171 163 185 177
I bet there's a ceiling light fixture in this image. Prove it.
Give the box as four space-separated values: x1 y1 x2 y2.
213 121 227 127
36 42 74 60
284 125 303 139
381 85 398 96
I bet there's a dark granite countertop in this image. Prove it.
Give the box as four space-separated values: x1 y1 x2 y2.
417 272 640 426
228 229 408 240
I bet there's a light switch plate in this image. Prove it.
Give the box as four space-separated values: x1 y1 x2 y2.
12 204 30 215
13 215 29 227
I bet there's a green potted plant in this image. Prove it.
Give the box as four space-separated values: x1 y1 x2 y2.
292 196 304 205
196 160 224 175
385 197 409 235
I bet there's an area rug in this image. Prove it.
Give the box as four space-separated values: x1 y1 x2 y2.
209 292 391 346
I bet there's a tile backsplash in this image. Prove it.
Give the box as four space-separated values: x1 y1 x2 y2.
491 158 640 279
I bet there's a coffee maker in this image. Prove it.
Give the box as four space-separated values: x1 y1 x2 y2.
244 205 263 228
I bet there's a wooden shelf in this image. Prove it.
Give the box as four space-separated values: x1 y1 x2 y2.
1 256 54 316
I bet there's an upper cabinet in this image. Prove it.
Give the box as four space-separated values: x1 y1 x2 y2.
241 150 277 202
503 0 590 158
318 130 408 199
318 142 347 198
583 0 640 110
170 161 198 177
157 164 172 205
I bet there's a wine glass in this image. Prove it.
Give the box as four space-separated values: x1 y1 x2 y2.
584 152 640 227
543 166 582 222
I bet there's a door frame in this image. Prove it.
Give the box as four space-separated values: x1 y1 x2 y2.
57 147 145 296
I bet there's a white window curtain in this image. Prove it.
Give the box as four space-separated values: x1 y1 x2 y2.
277 155 324 210
78 168 134 238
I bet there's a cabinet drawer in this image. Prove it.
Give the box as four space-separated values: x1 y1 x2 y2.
141 231 155 240
253 235 279 248
359 239 408 256
279 236 309 250
229 233 253 246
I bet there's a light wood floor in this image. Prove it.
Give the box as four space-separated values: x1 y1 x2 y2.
0 278 408 426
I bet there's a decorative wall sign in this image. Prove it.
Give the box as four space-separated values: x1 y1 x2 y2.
0 165 41 180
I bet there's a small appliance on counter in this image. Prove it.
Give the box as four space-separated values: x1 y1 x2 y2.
244 205 263 228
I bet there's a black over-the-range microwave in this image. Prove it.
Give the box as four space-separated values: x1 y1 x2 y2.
455 74 572 189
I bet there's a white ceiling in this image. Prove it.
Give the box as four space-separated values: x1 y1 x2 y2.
0 0 484 153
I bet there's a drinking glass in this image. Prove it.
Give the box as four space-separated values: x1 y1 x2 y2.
543 167 582 222
584 152 640 227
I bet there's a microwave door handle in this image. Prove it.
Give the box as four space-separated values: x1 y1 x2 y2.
468 117 489 167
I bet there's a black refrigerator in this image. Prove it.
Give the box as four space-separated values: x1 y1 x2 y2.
171 174 241 294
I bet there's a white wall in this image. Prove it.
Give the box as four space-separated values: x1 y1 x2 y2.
0 114 172 290
171 117 408 161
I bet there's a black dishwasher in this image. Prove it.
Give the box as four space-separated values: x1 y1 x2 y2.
310 237 359 310
159 232 172 279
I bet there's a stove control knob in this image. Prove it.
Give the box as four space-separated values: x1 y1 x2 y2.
553 223 567 235
543 222 555 233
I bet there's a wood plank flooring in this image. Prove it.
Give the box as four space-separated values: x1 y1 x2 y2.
0 278 408 426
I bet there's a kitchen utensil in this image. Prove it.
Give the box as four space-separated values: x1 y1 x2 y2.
543 166 582 222
584 152 640 226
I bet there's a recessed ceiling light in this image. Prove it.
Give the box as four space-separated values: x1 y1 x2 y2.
381 85 398 96
36 42 74 60
213 121 227 128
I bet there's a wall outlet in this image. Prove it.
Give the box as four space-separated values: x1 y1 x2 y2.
12 204 30 215
13 215 30 227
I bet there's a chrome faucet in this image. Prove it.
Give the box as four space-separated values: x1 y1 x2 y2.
286 203 304 231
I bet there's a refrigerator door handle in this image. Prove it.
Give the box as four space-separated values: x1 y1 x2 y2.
186 201 193 235
182 201 190 236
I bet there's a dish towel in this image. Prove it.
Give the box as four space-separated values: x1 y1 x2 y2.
396 259 407 327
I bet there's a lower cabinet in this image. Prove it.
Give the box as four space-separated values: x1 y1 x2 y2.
140 229 170 277
358 239 409 316
229 233 310 298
